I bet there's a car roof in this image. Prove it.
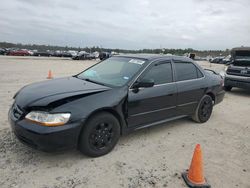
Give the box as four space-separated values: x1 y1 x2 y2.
231 47 250 51
115 54 192 61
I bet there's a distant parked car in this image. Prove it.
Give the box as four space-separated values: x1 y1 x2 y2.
224 47 250 91
0 48 6 55
55 51 73 58
62 52 73 58
210 57 224 64
99 52 111 60
86 53 96 60
8 50 30 56
51 51 72 58
72 52 88 60
33 52 51 57
72 52 95 60
68 50 78 57
92 51 100 58
221 55 231 65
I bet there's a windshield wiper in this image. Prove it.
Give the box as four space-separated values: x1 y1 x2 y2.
80 77 106 86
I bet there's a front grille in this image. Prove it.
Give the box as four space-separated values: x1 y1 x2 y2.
12 103 24 120
227 69 241 74
227 68 250 77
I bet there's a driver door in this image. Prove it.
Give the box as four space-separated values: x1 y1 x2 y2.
127 60 177 127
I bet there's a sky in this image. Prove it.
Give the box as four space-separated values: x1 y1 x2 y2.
0 0 250 50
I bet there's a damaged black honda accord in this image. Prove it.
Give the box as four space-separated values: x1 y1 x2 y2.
9 55 225 157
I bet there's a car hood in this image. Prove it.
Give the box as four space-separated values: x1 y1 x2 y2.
15 77 111 109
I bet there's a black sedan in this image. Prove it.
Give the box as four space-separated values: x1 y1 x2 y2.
9 55 225 157
210 57 224 64
72 53 96 60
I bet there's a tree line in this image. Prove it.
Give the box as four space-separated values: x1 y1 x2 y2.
0 42 230 57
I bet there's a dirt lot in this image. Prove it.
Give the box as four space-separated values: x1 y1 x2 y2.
0 56 249 188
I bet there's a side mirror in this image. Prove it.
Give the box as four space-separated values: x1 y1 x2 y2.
133 79 154 89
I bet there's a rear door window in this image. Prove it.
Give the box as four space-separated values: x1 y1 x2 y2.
174 61 203 81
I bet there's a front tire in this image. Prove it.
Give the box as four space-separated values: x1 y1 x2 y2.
78 112 120 157
192 95 213 123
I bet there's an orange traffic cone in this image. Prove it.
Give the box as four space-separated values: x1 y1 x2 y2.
182 144 210 188
47 70 53 79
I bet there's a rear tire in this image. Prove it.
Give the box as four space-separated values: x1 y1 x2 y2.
78 112 120 157
224 86 232 91
192 95 213 123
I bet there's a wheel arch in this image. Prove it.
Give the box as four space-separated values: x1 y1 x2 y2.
206 92 215 103
81 107 124 136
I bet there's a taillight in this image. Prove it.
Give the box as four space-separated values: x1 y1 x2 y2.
220 79 224 87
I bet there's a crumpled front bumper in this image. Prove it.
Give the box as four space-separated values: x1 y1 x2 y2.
8 108 84 152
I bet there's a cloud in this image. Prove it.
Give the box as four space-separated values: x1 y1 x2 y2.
0 0 249 50
181 35 195 41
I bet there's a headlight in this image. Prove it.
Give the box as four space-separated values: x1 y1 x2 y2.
25 111 71 126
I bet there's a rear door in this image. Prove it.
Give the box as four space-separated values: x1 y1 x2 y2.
173 60 206 115
127 60 177 127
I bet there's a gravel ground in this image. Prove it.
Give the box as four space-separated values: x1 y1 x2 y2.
0 56 249 188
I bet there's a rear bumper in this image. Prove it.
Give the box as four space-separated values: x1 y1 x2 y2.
225 74 250 90
215 90 225 105
9 111 84 152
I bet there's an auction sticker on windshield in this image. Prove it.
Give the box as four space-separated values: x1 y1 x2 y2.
128 59 145 65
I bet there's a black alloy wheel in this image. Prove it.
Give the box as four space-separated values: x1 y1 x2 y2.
79 112 120 157
89 122 114 150
192 95 213 123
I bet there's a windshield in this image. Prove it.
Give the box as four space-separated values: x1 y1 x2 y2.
233 51 250 66
235 51 250 60
77 57 146 87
